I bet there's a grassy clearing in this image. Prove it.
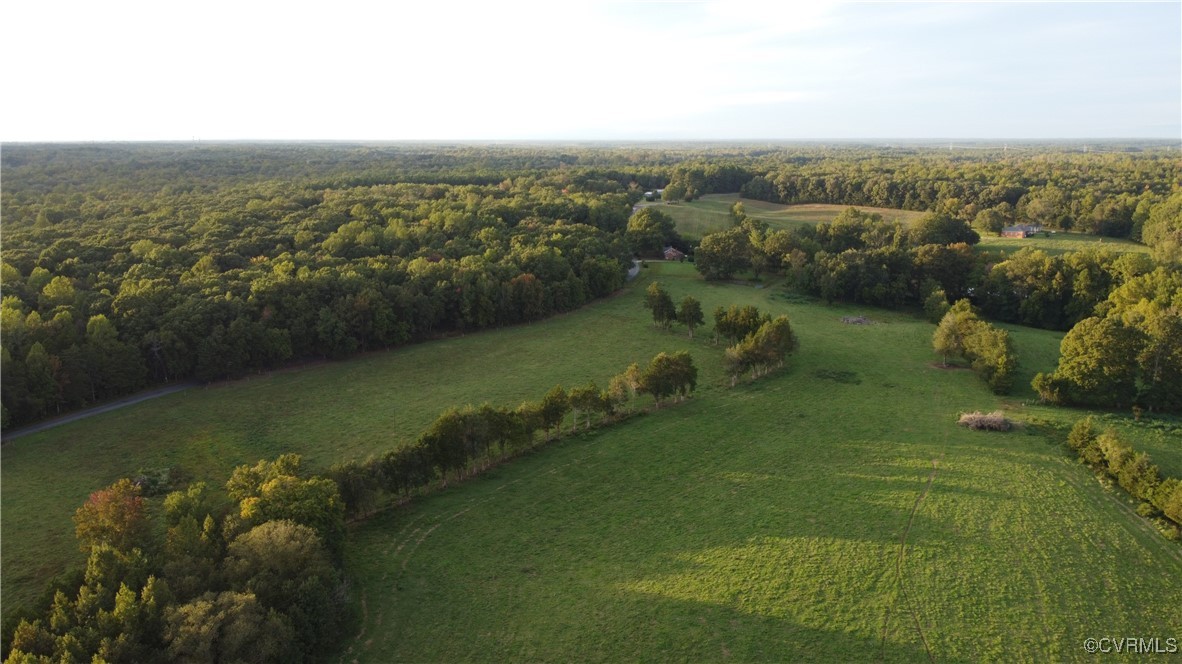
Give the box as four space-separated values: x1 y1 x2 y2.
647 195 925 240
978 231 1149 256
340 263 1181 662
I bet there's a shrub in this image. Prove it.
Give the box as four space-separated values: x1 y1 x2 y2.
957 411 1013 431
1066 416 1096 453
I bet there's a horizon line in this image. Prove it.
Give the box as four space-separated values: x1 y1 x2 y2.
4 137 1180 146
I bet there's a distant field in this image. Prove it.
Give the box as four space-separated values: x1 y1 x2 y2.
978 231 1149 256
647 195 926 239
650 196 1152 259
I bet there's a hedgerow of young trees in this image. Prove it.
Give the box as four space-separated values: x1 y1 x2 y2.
329 351 698 519
6 343 703 661
1066 417 1182 539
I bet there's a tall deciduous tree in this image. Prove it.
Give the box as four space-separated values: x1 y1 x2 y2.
644 282 676 329
539 385 570 437
1035 316 1143 407
677 296 704 339
165 591 296 663
225 455 346 560
638 351 697 406
568 382 602 431
626 208 678 256
694 227 751 280
224 520 341 657
74 478 149 553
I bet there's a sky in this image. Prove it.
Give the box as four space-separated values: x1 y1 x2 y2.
2 1 1179 141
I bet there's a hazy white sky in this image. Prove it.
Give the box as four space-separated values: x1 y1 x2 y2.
3 1 1179 141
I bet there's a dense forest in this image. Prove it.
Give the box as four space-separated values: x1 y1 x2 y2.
2 142 1180 428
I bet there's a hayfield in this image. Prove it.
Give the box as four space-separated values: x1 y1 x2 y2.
647 195 925 239
340 263 1182 662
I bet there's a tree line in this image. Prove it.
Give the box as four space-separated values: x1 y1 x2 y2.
329 351 698 520
1067 418 1182 539
1034 268 1182 412
2 348 701 662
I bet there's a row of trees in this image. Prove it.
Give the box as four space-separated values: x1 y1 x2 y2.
330 351 698 519
695 207 981 288
6 455 347 662
643 282 705 337
1034 268 1182 412
640 285 800 387
647 147 1178 246
933 301 1018 394
1067 418 1182 537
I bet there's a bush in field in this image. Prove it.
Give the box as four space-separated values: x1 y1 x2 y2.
724 315 798 385
934 301 1018 394
956 411 1013 431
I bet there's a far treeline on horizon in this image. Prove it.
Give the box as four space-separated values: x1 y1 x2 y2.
1 140 1180 663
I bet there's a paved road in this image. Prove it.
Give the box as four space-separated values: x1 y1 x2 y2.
2 382 198 442
628 259 641 280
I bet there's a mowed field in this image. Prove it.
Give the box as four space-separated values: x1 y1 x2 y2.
341 263 1182 662
645 194 925 239
978 231 1150 256
0 275 711 613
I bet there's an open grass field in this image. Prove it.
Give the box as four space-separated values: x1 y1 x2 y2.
339 263 1182 662
978 231 1150 256
0 279 706 613
4 263 1180 662
647 195 925 239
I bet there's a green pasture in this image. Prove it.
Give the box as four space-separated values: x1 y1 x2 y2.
0 279 703 613
4 262 1179 663
340 263 1181 662
648 195 925 239
978 231 1149 256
